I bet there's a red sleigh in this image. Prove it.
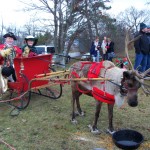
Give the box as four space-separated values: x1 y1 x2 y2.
2 54 62 110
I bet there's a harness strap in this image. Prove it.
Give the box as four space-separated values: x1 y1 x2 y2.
71 62 118 102
102 65 115 93
70 71 91 94
88 61 104 78
74 62 94 71
92 87 115 104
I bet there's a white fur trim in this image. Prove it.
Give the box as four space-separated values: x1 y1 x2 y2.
114 93 125 108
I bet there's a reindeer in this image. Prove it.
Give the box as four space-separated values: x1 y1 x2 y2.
69 30 150 134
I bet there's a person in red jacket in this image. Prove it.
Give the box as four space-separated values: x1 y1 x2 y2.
0 32 22 82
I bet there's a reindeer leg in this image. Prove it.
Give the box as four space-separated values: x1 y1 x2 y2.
75 92 84 116
71 91 78 124
88 101 102 134
107 104 115 134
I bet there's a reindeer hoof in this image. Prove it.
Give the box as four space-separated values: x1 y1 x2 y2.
88 124 101 134
75 111 85 116
106 129 116 135
71 119 78 124
79 111 85 116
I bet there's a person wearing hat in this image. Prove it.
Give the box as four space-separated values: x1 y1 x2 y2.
0 32 22 82
22 35 38 57
134 23 149 72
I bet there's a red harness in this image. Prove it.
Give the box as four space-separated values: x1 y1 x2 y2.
88 61 104 78
88 61 115 104
92 87 115 104
71 61 115 104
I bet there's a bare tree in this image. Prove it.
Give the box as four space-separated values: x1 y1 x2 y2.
66 0 113 53
20 0 113 54
23 17 40 36
0 17 4 43
117 6 150 32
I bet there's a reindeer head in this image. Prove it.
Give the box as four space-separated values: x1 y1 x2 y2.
121 71 141 107
123 29 150 107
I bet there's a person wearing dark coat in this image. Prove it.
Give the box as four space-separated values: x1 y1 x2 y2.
22 35 38 57
146 27 150 71
90 36 101 62
106 38 115 62
134 23 149 72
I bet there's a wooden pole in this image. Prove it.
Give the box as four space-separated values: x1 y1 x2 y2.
49 78 112 81
35 70 69 77
31 77 112 82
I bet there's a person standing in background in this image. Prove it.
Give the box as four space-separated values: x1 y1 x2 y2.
101 36 107 60
134 23 149 72
90 36 101 62
146 26 150 72
106 38 115 62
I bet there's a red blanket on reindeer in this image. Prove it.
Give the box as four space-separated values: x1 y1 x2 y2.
72 61 115 104
88 62 115 104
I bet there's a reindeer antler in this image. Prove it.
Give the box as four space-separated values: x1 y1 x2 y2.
141 68 150 78
125 29 150 95
141 68 150 96
125 29 134 70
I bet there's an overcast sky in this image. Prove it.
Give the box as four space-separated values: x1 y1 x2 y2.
0 0 28 26
107 0 149 15
0 0 149 27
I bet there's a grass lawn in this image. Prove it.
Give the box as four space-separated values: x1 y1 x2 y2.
0 85 150 150
0 52 150 150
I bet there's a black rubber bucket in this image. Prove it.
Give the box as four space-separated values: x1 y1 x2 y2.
112 129 144 150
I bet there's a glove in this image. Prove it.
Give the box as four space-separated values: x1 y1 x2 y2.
0 48 12 57
23 46 30 57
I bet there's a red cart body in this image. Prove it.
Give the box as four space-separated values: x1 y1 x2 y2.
8 54 52 92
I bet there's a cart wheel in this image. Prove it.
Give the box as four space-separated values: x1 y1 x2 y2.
45 84 62 99
39 67 62 99
9 90 31 110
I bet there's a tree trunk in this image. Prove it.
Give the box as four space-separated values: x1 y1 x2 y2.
54 0 58 53
85 0 93 42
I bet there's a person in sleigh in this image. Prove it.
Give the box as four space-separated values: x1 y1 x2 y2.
22 35 38 57
0 32 22 83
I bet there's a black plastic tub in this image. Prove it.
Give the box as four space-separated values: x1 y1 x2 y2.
112 129 144 150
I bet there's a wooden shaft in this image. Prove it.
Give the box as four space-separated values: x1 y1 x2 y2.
31 77 111 82
49 78 112 81
36 70 69 77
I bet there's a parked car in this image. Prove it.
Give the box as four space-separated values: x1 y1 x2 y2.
35 45 56 65
35 45 55 54
81 52 102 61
81 52 91 60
